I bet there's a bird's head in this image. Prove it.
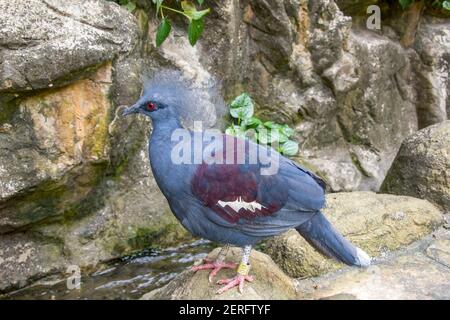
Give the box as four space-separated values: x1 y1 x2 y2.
122 72 185 121
122 92 176 121
122 71 226 127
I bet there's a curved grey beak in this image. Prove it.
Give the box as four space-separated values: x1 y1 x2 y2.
122 104 140 116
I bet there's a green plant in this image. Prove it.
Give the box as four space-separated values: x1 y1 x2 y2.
112 0 210 46
225 93 299 157
154 0 210 46
399 0 450 10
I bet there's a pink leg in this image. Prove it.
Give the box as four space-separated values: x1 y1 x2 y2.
216 245 254 294
192 258 237 283
216 274 254 294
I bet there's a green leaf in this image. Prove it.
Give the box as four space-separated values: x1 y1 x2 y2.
229 107 253 120
235 130 247 139
188 18 204 46
156 18 171 47
197 0 204 5
229 93 254 120
244 128 258 140
263 121 282 129
182 1 210 20
280 140 299 156
124 1 136 12
181 1 196 12
268 130 281 144
230 93 252 109
268 129 289 144
279 124 294 137
225 92 299 157
256 129 278 144
261 122 293 140
256 130 269 145
229 108 239 119
398 0 413 10
225 125 246 139
444 1 450 10
225 125 236 136
242 117 262 128
275 128 289 143
188 8 210 20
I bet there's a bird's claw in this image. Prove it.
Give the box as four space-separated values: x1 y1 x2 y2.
192 259 237 283
216 274 254 294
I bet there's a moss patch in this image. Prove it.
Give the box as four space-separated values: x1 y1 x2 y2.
127 221 192 251
0 98 18 124
106 212 194 257
350 152 371 177
2 163 107 233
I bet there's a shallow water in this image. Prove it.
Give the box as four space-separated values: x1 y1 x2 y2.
5 239 216 300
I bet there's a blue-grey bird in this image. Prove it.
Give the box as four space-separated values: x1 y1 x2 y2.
123 77 371 294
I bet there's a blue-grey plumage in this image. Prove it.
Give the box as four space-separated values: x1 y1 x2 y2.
123 78 371 293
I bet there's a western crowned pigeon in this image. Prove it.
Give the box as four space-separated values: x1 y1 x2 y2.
123 76 371 294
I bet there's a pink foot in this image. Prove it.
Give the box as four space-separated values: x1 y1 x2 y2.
192 258 237 283
216 274 254 294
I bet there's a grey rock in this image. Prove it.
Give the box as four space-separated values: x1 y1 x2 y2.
323 53 359 94
326 30 417 191
307 1 352 74
1 0 450 295
204 0 422 191
295 228 450 300
0 0 139 93
265 192 444 278
0 64 113 232
426 238 450 268
141 228 450 300
381 120 450 211
0 232 66 292
143 0 448 193
412 16 450 128
0 0 190 292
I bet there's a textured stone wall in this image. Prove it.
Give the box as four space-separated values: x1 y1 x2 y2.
0 0 449 293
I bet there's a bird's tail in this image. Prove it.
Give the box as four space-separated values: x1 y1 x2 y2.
295 211 371 267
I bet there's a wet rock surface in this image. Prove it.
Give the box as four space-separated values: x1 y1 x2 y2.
141 247 297 300
2 239 215 300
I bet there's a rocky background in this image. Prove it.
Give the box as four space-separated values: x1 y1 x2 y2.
0 0 449 298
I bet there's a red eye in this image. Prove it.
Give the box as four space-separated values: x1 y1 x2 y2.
146 102 156 111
